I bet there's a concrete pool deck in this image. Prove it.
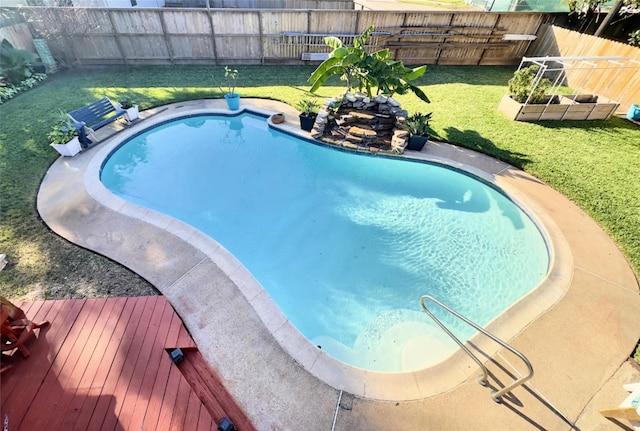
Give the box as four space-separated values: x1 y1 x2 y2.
38 99 640 430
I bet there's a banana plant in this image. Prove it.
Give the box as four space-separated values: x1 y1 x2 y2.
308 25 430 103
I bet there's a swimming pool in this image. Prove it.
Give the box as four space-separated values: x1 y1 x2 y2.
100 112 550 372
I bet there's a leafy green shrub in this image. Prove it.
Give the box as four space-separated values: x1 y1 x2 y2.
508 65 552 104
47 123 77 145
47 112 78 144
629 29 640 47
0 73 47 104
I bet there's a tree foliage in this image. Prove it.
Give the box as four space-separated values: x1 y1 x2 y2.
567 0 640 42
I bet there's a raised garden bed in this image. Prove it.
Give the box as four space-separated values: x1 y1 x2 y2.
498 94 619 121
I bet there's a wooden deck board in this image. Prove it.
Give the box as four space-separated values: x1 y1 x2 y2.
197 401 215 431
21 298 107 430
169 371 192 431
55 298 120 430
71 297 138 431
141 310 185 431
1 296 252 431
98 296 158 431
125 298 174 431
62 296 127 431
178 348 258 431
2 299 86 428
155 356 183 429
0 299 59 397
184 389 203 431
114 296 167 430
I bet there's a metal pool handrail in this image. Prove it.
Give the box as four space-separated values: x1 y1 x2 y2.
420 295 534 403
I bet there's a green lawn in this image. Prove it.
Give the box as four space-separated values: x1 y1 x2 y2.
0 64 639 302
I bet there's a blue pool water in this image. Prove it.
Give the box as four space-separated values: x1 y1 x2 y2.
101 112 549 372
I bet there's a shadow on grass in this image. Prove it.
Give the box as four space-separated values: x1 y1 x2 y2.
439 126 532 169
531 116 639 133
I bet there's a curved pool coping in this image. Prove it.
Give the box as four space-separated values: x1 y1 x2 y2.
38 99 640 430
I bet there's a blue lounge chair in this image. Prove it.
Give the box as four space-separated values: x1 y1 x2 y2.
67 97 126 148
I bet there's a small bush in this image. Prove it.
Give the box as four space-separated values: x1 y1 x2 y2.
0 73 47 104
508 65 551 104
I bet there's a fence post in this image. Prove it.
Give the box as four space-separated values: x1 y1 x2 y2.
208 9 218 65
258 10 265 65
159 10 174 64
107 10 127 65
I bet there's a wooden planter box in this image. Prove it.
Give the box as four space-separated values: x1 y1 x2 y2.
562 95 619 120
498 95 619 121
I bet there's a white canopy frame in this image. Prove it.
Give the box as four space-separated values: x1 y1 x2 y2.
514 56 640 115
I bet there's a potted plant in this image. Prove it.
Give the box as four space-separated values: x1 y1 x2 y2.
48 117 81 157
405 112 432 151
296 98 320 131
119 97 139 122
218 66 240 110
627 104 640 121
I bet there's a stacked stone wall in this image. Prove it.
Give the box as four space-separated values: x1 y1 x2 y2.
311 93 410 154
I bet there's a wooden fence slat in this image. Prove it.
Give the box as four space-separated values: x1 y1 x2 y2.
528 25 640 113
8 8 549 66
4 8 638 103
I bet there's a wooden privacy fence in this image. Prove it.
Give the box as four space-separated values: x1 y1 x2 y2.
17 7 548 66
165 0 353 7
0 22 33 51
529 25 640 114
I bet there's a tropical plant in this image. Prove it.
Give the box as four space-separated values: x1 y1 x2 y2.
296 98 320 117
507 65 552 104
406 112 433 136
308 25 430 103
217 65 239 95
0 39 41 86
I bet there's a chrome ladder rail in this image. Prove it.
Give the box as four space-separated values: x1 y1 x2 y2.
420 295 534 403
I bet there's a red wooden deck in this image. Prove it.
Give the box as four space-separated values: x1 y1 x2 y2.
0 296 256 431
